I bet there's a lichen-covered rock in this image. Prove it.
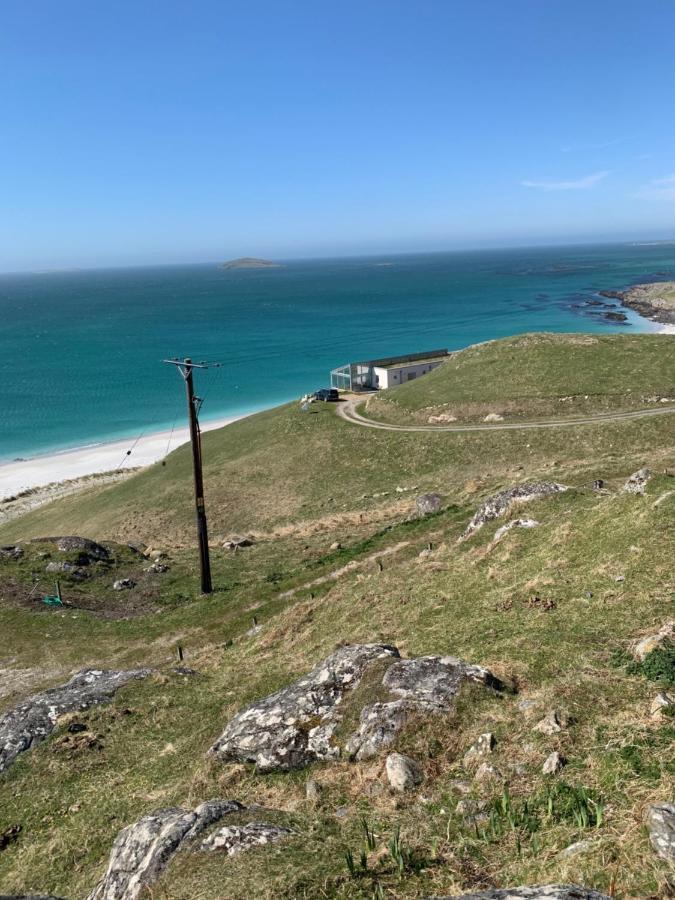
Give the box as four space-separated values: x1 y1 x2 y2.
533 709 566 735
632 621 674 662
87 800 243 900
212 648 502 770
645 802 675 863
416 493 443 516
32 536 110 562
346 656 503 761
113 579 136 591
462 483 568 538
0 545 24 560
463 732 496 768
200 822 292 854
493 518 539 541
428 886 612 899
623 467 652 495
0 669 151 775
385 752 423 792
209 644 399 771
542 751 565 775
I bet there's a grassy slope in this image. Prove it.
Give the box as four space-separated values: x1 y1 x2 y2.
366 333 675 425
1 335 674 547
1 333 674 899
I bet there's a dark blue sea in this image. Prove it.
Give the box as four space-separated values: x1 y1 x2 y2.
0 242 671 462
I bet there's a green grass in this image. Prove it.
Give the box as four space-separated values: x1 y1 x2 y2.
1 332 674 899
366 332 675 424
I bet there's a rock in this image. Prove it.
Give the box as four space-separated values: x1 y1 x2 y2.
212 647 501 771
462 482 568 538
473 762 503 784
209 644 400 771
346 656 502 761
329 541 342 551
113 578 136 591
560 839 593 857
645 802 675 862
385 752 423 792
87 800 243 900
493 518 539 541
305 779 322 802
650 692 675 718
0 669 151 775
517 699 538 718
45 561 86 577
145 562 169 574
623 467 652 495
542 751 565 775
451 779 473 795
418 548 433 559
0 896 66 899
222 536 253 550
416 493 443 516
428 413 457 423
483 413 504 422
592 479 604 490
456 798 487 817
0 545 23 560
534 710 566 735
200 822 292 854
33 536 109 562
463 733 496 768
632 621 674 662
427 887 611 899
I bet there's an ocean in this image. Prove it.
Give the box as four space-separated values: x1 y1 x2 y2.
0 242 671 463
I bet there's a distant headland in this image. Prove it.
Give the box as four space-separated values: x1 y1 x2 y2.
600 281 675 326
220 257 283 270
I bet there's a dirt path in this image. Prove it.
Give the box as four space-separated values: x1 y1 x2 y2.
337 397 675 433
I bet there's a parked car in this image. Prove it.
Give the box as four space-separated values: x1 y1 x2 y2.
313 388 339 402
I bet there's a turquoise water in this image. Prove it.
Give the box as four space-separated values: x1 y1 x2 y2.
0 242 671 462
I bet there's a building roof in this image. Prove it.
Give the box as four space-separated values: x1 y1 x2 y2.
359 348 449 368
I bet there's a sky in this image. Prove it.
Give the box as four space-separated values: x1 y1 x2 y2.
1 0 675 271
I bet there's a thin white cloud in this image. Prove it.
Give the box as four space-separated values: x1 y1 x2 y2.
635 173 675 200
561 138 626 153
521 171 610 191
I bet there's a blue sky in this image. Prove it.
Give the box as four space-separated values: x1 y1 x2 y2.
2 0 674 270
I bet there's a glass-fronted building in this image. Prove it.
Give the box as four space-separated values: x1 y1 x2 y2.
330 349 449 392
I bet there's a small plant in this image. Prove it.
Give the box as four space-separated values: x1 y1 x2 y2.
361 816 377 851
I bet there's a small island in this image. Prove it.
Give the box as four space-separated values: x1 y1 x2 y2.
600 281 675 325
220 257 283 270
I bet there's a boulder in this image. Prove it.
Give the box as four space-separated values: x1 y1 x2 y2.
222 536 253 550
483 413 504 422
632 621 674 662
493 518 539 541
645 802 675 863
462 483 568 538
211 647 502 770
113 579 136 591
542 751 565 775
0 545 24 560
33 536 109 562
428 887 612 899
200 822 292 854
329 541 342 551
87 800 243 900
623 467 652 495
209 644 400 771
346 656 502 761
0 669 151 775
385 752 423 792
533 710 566 735
416 493 443 516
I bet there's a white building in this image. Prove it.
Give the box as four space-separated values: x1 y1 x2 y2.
330 349 449 392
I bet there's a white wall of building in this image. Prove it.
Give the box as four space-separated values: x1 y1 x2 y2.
373 359 444 390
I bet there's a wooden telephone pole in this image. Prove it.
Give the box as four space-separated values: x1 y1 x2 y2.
163 357 213 594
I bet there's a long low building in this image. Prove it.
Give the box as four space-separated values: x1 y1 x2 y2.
330 348 449 391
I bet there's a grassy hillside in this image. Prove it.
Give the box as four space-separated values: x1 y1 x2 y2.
1 334 674 547
1 332 674 899
366 333 675 425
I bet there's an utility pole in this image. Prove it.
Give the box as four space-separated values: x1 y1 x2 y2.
163 357 213 594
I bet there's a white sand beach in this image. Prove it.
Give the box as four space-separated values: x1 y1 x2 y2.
0 414 245 501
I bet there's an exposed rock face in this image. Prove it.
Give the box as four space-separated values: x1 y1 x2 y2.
0 669 151 775
632 621 674 662
200 822 292 854
209 644 399 771
623 467 652 495
346 656 502 761
493 518 539 541
211 646 502 770
645 802 675 863
462 483 568 538
429 887 612 899
0 545 24 559
32 536 110 562
416 493 443 516
87 800 243 900
385 752 423 792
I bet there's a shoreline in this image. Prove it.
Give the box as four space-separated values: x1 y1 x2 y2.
0 413 249 501
0 305 672 505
